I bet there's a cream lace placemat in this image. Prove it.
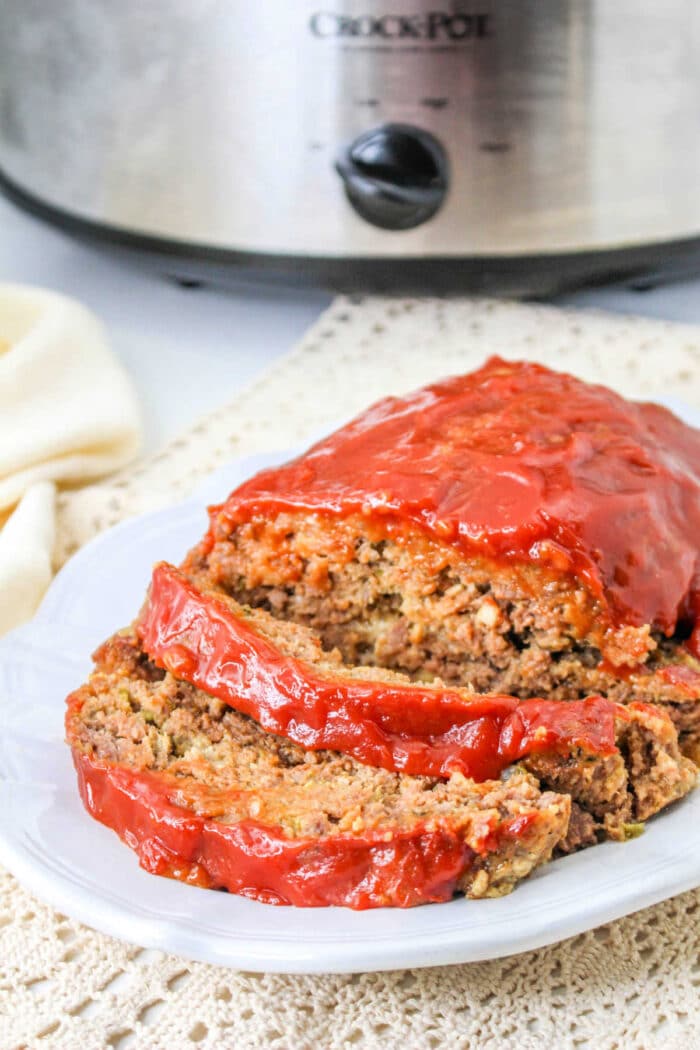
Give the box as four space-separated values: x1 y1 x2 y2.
3 296 700 1050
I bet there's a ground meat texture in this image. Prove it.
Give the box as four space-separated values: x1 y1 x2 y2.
195 515 611 679
524 704 695 842
191 511 700 760
138 564 695 824
66 635 573 908
556 804 598 854
139 564 638 782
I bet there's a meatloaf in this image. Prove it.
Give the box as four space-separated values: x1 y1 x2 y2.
137 562 696 836
66 633 573 908
66 357 700 908
191 357 700 755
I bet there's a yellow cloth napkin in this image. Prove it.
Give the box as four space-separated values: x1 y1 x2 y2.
0 284 141 633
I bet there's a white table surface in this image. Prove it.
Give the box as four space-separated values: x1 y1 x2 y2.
2 192 700 454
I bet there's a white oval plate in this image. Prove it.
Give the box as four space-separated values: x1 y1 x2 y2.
1 417 700 974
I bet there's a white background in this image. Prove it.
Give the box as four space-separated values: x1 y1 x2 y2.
2 193 700 454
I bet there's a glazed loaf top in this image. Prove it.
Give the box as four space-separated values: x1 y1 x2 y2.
212 357 700 647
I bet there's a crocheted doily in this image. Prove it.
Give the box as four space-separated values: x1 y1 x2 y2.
3 296 700 1050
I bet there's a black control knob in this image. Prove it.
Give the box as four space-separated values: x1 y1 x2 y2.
335 124 448 231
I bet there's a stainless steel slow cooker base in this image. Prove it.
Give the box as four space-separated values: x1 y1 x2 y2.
4 169 700 298
2 0 700 295
4 167 700 297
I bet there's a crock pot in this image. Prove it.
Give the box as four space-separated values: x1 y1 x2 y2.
1 0 700 294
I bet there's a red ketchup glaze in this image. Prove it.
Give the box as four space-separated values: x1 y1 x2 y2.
138 564 619 781
658 663 700 695
212 358 700 653
71 749 482 908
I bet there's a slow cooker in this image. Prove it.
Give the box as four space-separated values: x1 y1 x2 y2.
1 0 700 294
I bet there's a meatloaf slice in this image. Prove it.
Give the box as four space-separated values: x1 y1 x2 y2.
192 357 700 755
65 634 572 909
137 563 623 781
136 563 695 837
